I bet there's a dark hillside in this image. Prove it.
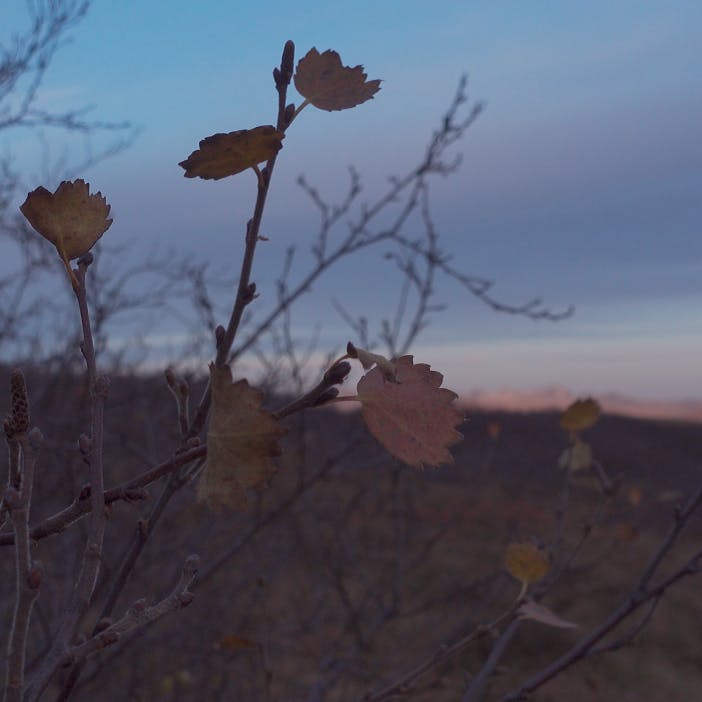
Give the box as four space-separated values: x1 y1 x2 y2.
1 367 701 700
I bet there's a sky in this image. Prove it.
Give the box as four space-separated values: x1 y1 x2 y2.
2 1 701 402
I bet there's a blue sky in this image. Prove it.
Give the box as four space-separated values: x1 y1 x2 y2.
2 1 701 401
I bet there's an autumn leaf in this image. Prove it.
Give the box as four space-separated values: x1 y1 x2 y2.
20 179 112 287
201 363 287 510
346 342 397 382
504 542 550 586
557 439 592 471
560 398 601 432
356 355 463 468
517 601 577 629
179 126 284 180
294 48 381 111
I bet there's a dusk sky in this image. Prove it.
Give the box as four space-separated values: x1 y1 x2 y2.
2 1 701 402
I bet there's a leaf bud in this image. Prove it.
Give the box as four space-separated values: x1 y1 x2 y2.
346 341 358 358
27 562 43 590
178 591 194 608
215 325 226 347
124 487 149 502
280 40 295 84
78 434 92 455
273 67 282 87
129 598 147 616
284 103 296 126
3 487 21 510
324 361 351 386
95 617 113 633
99 630 120 647
8 369 29 435
242 282 257 304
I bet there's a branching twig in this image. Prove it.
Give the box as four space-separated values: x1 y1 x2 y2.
360 605 519 702
0 444 206 547
3 427 43 702
55 555 199 669
499 479 702 701
27 255 110 701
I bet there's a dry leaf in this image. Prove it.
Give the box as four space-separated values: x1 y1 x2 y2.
347 342 397 382
627 486 644 506
557 440 592 472
294 48 381 111
201 363 287 510
179 126 284 180
615 522 638 543
560 398 601 432
356 355 463 468
486 421 501 440
504 542 550 585
658 489 684 503
20 179 112 284
518 601 577 629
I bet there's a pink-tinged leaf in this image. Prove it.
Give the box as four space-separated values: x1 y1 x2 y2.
347 342 397 382
518 600 577 629
356 355 463 468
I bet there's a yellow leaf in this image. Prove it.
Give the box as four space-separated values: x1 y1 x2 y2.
294 48 381 111
356 355 463 468
560 397 601 432
504 542 550 585
200 364 287 510
179 126 284 180
20 179 112 284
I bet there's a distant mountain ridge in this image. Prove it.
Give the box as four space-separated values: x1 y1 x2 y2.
461 386 702 423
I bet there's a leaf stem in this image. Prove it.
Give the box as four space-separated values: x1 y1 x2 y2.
292 98 310 121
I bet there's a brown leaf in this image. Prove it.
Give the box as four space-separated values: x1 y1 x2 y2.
356 355 463 468
179 126 284 180
560 397 600 432
294 48 381 111
201 364 287 510
504 542 550 585
518 601 577 629
20 179 112 280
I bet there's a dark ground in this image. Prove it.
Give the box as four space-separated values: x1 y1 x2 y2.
1 368 701 701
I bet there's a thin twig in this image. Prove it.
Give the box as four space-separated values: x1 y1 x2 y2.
0 444 206 547
27 256 109 701
499 479 702 701
3 429 43 702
